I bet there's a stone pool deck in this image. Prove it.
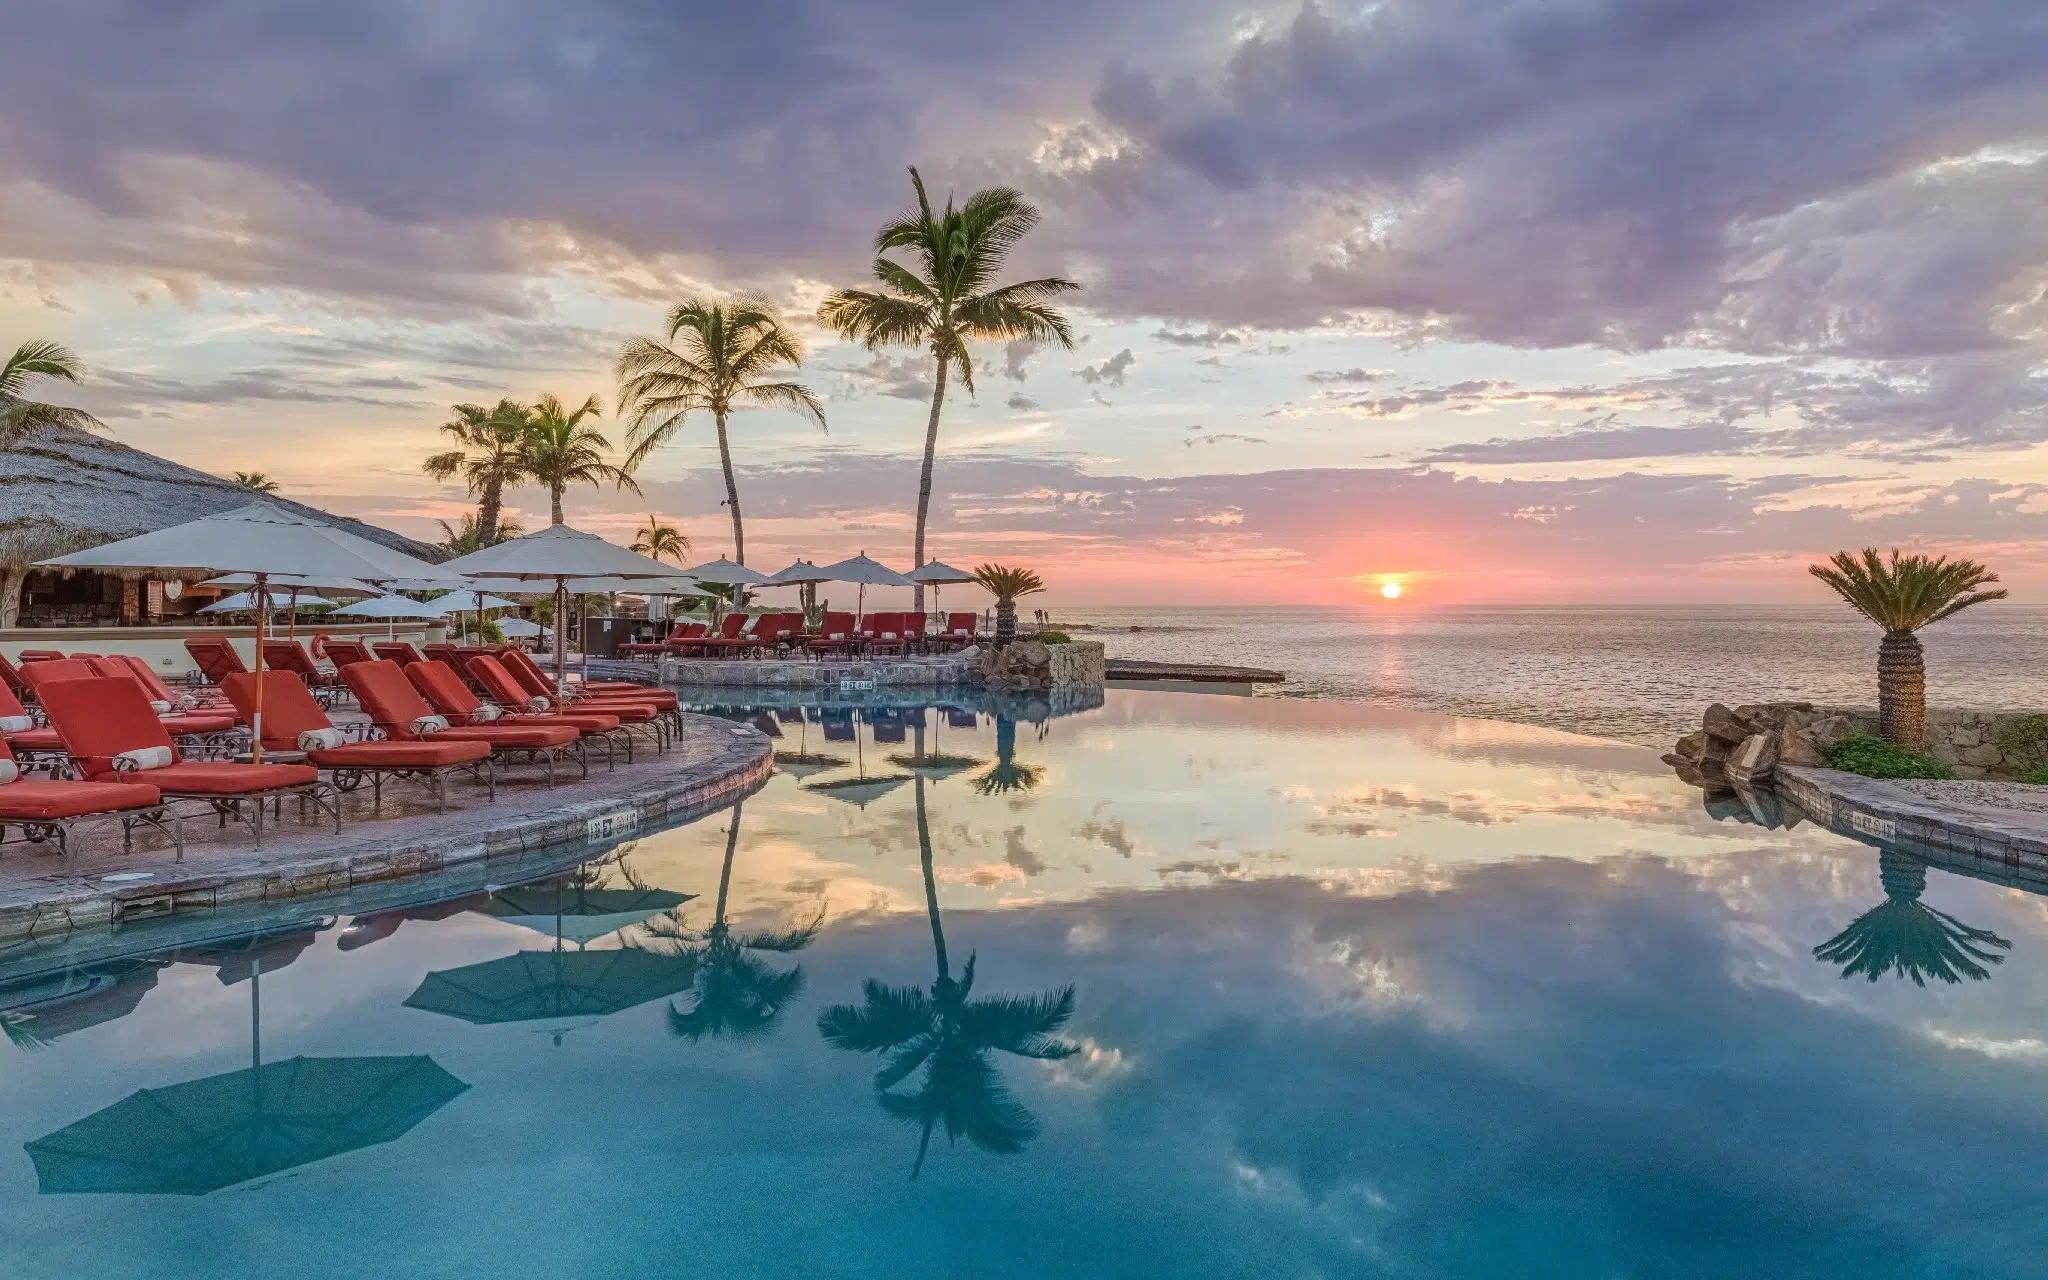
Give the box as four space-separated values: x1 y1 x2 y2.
1777 763 2048 890
0 712 771 946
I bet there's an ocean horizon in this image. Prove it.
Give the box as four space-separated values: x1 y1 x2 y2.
1057 603 2048 747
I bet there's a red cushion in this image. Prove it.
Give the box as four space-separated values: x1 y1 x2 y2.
523 713 621 733
310 740 492 768
0 778 162 820
436 724 581 749
144 761 320 794
161 713 237 734
3 727 63 751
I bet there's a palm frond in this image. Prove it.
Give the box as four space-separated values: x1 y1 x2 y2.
818 980 933 1051
1809 548 2006 632
817 288 935 348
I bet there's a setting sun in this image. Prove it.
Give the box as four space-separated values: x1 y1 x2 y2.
1380 582 1402 600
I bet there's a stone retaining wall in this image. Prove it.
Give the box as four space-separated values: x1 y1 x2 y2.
1666 700 2044 786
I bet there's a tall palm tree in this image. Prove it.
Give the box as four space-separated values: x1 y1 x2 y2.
518 393 640 525
0 339 104 444
1809 549 2006 747
970 563 1045 648
615 296 825 566
422 399 534 547
230 471 280 493
818 775 1076 1177
630 514 691 565
639 802 821 1040
1813 849 2011 986
819 170 1077 607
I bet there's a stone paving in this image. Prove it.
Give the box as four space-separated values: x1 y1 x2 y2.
0 712 771 945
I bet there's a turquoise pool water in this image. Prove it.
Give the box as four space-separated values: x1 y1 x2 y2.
3 689 2046 1277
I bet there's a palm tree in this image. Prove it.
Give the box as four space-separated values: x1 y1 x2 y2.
0 339 104 444
819 170 1077 606
639 802 821 1040
1809 549 2006 747
436 511 527 556
230 471 280 493
818 775 1076 1177
630 514 691 565
972 716 1042 796
1813 849 2011 986
518 393 639 526
615 296 825 566
423 399 534 547
971 563 1044 648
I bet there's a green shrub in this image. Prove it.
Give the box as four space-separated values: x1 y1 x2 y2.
2019 766 2048 786
1823 734 1954 780
1994 714 2048 775
1036 631 1071 644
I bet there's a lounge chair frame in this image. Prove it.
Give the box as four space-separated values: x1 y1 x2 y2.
0 807 185 865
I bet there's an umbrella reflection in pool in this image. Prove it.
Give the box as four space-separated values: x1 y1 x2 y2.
637 801 822 1040
818 775 1078 1177
26 956 467 1196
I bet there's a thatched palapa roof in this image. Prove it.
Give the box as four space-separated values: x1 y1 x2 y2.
0 425 445 576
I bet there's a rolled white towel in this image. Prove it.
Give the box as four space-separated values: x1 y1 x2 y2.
0 760 19 785
0 715 33 733
150 700 173 714
114 746 175 772
472 702 504 722
526 696 551 714
297 728 346 752
410 714 450 736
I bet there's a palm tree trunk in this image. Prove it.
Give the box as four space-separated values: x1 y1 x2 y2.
994 598 1016 647
550 483 565 527
715 409 745 564
0 569 20 629
477 474 504 546
715 801 741 924
1878 629 1926 749
916 776 949 983
911 351 951 613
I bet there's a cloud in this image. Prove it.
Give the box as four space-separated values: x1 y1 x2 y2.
1185 432 1266 448
1002 338 1040 381
1152 326 1242 347
1306 368 1391 385
1423 422 1753 465
1076 348 1135 386
1007 392 1042 411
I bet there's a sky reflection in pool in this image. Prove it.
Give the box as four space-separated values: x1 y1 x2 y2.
2 689 2046 1278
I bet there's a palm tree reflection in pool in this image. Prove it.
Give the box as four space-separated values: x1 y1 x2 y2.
972 716 1042 796
641 802 820 1039
1813 849 2012 986
818 774 1077 1177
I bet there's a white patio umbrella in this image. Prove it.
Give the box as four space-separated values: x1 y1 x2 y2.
908 560 975 618
431 592 521 614
328 593 446 640
683 557 770 586
199 592 335 615
38 502 446 764
758 559 832 619
496 618 548 639
439 525 682 695
815 552 913 620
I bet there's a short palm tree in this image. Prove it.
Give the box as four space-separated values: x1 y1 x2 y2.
615 296 824 566
437 511 527 555
630 514 690 565
972 716 1042 796
230 471 280 493
971 563 1045 648
1813 849 2010 986
0 339 104 444
639 802 821 1040
1809 549 2006 747
819 170 1077 606
818 775 1076 1176
518 393 640 525
423 399 534 546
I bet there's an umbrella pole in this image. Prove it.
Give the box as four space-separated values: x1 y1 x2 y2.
250 958 261 1071
553 576 568 699
579 600 589 684
250 573 267 766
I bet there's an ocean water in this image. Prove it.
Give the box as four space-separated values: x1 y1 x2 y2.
3 690 2047 1277
1060 604 2048 746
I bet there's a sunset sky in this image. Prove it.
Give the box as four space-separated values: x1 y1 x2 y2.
5 0 2048 604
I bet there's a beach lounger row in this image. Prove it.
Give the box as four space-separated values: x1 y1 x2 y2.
621 612 983 661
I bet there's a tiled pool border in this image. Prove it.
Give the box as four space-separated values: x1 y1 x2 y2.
0 714 772 948
1777 763 2048 891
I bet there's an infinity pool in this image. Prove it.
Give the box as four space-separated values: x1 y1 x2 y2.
3 689 2045 1277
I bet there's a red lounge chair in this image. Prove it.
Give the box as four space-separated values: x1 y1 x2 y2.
0 682 66 766
464 654 666 759
754 613 806 655
31 658 239 744
696 612 758 654
114 654 227 713
37 676 336 850
0 736 178 863
809 611 858 657
866 612 915 657
221 671 494 812
408 659 631 769
938 613 980 649
662 622 711 656
17 650 65 664
323 638 373 671
184 637 249 687
261 639 340 688
494 646 678 719
372 641 425 666
0 652 31 702
341 660 584 788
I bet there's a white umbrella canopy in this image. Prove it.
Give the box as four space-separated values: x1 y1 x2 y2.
328 595 444 619
907 560 974 585
816 552 913 618
440 525 682 693
199 592 334 615
431 592 521 614
36 501 449 764
497 618 548 639
204 571 380 594
759 559 833 586
564 575 708 596
682 557 770 586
